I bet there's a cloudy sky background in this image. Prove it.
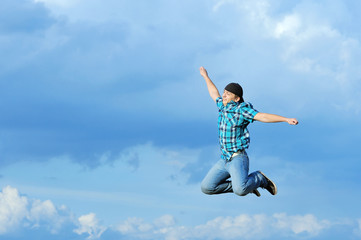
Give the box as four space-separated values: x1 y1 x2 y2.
1 0 361 239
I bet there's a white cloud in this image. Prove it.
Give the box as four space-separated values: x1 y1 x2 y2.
0 186 28 234
29 200 57 230
273 213 331 235
0 185 100 238
114 213 352 240
211 0 361 114
187 214 270 239
154 214 176 228
116 215 177 240
1 185 360 240
74 213 106 240
0 186 74 235
217 0 357 72
117 217 153 235
274 14 302 39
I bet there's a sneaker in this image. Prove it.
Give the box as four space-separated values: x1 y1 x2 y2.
259 171 277 195
252 189 261 197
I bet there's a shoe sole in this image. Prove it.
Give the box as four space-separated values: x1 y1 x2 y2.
253 189 261 197
259 171 277 195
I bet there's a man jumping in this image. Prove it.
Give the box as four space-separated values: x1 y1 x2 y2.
199 66 298 197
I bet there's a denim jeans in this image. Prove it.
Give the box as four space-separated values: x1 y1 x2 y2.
201 151 266 196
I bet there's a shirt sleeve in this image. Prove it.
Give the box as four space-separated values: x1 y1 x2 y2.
216 97 224 110
240 102 259 123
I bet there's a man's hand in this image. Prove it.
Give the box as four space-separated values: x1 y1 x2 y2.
200 66 208 78
286 118 299 125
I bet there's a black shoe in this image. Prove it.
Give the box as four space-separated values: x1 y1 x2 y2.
259 171 277 195
252 189 261 197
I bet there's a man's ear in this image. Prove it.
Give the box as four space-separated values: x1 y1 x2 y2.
235 96 241 102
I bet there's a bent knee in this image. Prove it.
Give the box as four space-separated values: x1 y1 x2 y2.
233 186 248 196
201 188 214 195
201 183 216 195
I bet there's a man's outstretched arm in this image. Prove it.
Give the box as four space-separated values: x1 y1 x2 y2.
200 66 220 102
254 112 299 125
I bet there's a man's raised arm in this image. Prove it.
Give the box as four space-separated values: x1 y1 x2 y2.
200 66 221 102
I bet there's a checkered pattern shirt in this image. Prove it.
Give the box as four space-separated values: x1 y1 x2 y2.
216 97 259 161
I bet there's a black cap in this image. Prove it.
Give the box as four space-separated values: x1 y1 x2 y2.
225 83 244 103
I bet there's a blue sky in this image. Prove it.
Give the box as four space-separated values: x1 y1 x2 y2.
1 0 361 239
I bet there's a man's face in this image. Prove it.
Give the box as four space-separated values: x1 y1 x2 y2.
222 90 240 106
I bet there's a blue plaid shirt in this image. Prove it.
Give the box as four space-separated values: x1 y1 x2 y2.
216 97 259 161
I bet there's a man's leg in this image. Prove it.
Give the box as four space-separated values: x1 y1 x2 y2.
201 159 233 195
227 151 265 196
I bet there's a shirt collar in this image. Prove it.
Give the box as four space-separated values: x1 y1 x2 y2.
225 100 239 109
